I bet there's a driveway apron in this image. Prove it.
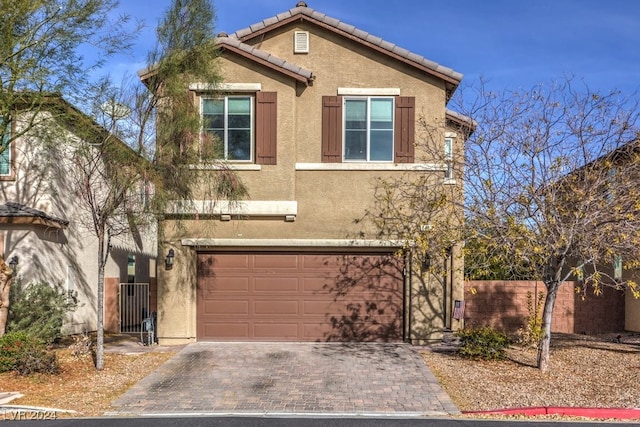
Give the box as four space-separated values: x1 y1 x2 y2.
110 342 459 416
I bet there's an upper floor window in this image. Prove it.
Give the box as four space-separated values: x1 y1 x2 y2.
444 137 453 160
344 97 394 162
202 96 253 161
200 92 277 165
0 122 11 176
322 95 415 163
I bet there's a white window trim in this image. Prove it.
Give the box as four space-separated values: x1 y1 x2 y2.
343 96 395 163
295 163 446 171
200 95 255 163
189 163 262 171
338 88 400 96
190 82 262 92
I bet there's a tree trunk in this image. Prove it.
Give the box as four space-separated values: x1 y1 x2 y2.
95 231 106 370
0 256 14 337
537 282 558 372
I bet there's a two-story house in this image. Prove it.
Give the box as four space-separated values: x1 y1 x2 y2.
153 2 470 344
0 95 157 335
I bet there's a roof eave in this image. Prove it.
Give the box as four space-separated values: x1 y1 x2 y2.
0 216 68 229
219 43 314 86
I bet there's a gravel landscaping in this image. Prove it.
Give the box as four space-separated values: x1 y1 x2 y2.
421 332 640 415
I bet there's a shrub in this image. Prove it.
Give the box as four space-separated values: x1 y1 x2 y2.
517 291 545 348
0 332 59 375
8 279 78 344
456 326 510 360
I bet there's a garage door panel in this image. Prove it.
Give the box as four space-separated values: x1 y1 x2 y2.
254 277 299 292
254 299 300 315
199 277 250 293
197 252 403 342
203 300 249 315
301 277 332 293
254 323 299 338
202 322 249 338
253 254 299 269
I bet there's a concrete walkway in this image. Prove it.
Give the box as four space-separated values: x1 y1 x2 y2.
109 342 459 417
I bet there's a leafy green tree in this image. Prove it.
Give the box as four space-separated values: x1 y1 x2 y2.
455 78 640 372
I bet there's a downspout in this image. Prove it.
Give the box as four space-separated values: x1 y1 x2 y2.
405 250 412 343
443 254 448 330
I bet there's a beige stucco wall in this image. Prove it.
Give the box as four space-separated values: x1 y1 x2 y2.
158 19 463 344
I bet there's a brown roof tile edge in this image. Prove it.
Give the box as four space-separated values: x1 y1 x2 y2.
0 202 69 227
227 5 463 84
215 36 314 85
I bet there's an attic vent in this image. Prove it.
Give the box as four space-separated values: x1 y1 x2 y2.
294 31 309 53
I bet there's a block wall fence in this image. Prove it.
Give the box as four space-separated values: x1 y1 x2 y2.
464 281 625 335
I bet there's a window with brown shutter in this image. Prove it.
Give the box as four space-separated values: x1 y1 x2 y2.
321 95 415 163
256 92 277 165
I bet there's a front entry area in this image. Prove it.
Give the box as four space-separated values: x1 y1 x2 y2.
196 252 404 342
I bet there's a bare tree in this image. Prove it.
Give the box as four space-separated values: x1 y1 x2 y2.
355 112 471 338
456 78 640 371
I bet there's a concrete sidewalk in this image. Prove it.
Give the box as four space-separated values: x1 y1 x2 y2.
109 342 459 417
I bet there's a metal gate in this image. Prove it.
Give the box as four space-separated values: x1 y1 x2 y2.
119 283 149 333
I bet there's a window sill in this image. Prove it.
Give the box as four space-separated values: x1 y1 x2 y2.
444 178 457 185
295 163 446 171
189 163 262 171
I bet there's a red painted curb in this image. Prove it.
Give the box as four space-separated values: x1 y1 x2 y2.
463 407 640 420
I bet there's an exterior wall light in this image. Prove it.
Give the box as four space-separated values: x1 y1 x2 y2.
165 249 175 270
8 256 18 270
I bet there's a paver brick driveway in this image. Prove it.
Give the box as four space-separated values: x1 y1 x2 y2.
110 342 459 416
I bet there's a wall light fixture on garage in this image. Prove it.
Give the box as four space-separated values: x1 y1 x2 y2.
165 248 175 270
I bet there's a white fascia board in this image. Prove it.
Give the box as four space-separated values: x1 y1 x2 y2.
337 87 401 96
295 163 447 171
169 200 297 216
181 238 405 248
189 82 262 92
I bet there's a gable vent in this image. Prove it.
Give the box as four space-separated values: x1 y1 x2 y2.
294 31 309 53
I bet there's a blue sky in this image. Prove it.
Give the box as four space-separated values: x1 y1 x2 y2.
108 0 640 95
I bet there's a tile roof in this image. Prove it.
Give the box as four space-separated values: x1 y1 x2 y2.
215 37 315 85
227 3 463 86
0 202 69 228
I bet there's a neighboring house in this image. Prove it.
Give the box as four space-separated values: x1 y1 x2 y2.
151 2 470 344
0 96 157 335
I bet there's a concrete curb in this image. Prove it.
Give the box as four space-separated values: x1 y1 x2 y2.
464 406 640 420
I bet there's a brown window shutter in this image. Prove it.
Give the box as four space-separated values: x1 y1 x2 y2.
256 91 277 165
322 96 342 162
394 96 415 163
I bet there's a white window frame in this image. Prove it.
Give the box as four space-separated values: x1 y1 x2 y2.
444 137 453 160
0 121 11 176
201 95 255 162
342 96 395 163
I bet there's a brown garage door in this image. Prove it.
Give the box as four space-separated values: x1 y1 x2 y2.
196 252 404 342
